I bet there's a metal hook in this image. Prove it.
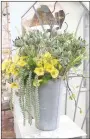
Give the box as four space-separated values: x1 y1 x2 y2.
64 13 69 32
52 1 57 13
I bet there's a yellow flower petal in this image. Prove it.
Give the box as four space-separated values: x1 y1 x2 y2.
51 68 59 78
44 63 54 73
17 60 27 67
6 68 11 74
44 52 51 59
10 82 18 88
2 63 7 71
34 67 44 76
51 59 59 66
12 70 19 76
2 59 12 71
10 64 16 71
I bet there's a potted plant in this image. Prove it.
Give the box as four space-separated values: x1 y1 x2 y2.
2 30 86 131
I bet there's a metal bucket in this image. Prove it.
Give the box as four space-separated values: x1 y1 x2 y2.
36 79 65 131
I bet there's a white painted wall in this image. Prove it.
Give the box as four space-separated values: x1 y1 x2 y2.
9 2 84 40
9 1 87 132
9 2 34 40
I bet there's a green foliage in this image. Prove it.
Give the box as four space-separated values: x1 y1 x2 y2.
19 71 26 125
18 71 40 126
14 31 86 77
49 33 86 68
40 73 52 84
25 71 32 125
34 75 40 126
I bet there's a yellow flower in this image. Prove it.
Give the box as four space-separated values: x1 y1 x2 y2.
43 59 48 65
44 52 51 59
9 64 19 76
44 63 54 73
2 63 6 71
2 59 12 71
10 64 16 72
17 59 27 67
50 68 59 78
33 79 43 87
6 68 11 74
13 55 27 67
34 67 44 76
12 70 19 76
10 82 18 88
51 59 59 66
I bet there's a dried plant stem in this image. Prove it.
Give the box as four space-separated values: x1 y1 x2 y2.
65 79 82 117
73 77 83 121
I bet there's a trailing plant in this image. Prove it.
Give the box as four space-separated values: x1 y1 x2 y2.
2 30 87 125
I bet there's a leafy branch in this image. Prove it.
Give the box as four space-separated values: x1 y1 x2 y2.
65 77 83 117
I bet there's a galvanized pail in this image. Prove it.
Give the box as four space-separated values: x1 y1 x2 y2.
36 79 65 131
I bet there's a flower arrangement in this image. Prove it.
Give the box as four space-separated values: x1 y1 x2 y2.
2 30 87 126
